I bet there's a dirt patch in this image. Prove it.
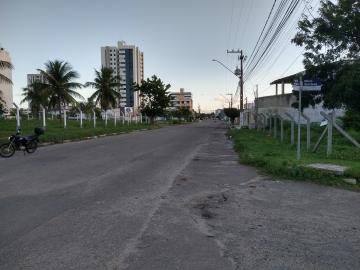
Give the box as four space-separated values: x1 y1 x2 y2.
192 193 229 220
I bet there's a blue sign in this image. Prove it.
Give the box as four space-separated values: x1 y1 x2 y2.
293 79 322 91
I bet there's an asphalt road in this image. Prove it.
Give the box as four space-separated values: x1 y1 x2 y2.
1 120 359 270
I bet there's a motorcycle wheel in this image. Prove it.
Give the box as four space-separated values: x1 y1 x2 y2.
26 141 38 153
0 143 16 158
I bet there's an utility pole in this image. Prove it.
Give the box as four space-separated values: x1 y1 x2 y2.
227 49 245 111
254 85 259 129
297 76 303 160
226 93 233 108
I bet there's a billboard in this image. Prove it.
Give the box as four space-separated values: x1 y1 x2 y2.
124 107 133 115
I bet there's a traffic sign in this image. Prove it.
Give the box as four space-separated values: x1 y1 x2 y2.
293 79 322 91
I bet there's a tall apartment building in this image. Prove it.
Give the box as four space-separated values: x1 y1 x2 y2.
101 41 144 111
169 88 193 111
0 48 13 110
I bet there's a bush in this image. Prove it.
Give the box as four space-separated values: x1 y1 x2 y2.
342 110 360 131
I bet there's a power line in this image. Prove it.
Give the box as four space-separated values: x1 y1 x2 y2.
245 0 303 81
237 0 255 47
245 0 302 76
251 0 319 95
246 0 278 68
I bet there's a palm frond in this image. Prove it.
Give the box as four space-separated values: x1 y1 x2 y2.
84 82 97 88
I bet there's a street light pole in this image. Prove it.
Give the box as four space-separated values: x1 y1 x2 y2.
226 93 233 108
227 50 245 111
227 49 246 128
212 57 245 127
297 76 303 160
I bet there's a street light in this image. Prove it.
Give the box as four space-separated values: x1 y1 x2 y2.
212 59 242 127
212 59 238 77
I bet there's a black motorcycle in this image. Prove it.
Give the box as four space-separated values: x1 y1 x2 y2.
0 127 45 158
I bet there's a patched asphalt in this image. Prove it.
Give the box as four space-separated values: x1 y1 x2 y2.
0 120 359 269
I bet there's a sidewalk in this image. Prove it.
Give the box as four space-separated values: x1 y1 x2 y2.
121 123 360 270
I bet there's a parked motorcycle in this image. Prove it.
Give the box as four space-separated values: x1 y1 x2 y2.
0 127 45 158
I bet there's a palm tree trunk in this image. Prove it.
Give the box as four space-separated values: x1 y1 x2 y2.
150 116 155 124
59 101 62 123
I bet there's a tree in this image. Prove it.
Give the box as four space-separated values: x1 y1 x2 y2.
223 108 240 124
69 99 99 118
0 101 6 116
133 75 171 124
172 107 193 121
37 60 83 117
292 0 360 115
0 94 5 112
21 81 49 117
84 67 121 111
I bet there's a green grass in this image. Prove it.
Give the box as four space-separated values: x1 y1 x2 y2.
229 123 360 190
0 118 168 144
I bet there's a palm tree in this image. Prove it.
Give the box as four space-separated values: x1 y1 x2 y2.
84 67 121 111
21 82 49 117
37 60 83 117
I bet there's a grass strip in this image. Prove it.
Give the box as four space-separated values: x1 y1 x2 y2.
229 127 360 191
0 119 186 144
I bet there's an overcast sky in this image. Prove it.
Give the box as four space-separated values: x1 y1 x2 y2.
1 0 320 112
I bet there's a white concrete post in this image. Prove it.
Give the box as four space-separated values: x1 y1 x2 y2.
267 113 272 135
63 109 67 128
297 76 303 160
105 110 108 127
41 106 46 128
114 111 117 127
93 110 96 128
327 111 334 157
13 102 20 130
79 110 83 128
274 115 277 138
313 126 328 153
301 113 311 151
276 114 284 142
280 116 284 143
259 113 265 130
285 113 295 145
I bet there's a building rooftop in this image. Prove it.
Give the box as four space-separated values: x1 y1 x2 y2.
270 71 305 85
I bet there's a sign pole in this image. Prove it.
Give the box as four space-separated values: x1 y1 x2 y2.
297 76 303 160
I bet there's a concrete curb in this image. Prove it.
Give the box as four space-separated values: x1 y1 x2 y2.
38 128 153 147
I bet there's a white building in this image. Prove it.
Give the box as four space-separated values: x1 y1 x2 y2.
0 48 13 110
101 41 144 112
